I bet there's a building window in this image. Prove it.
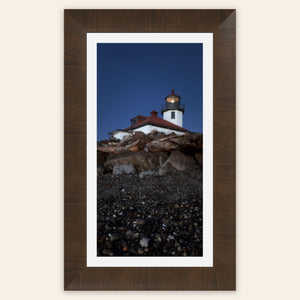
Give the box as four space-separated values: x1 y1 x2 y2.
171 111 175 119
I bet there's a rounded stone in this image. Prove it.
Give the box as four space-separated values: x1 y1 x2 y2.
140 238 150 248
137 248 144 255
109 233 120 242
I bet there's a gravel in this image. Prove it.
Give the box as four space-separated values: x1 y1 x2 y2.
97 165 203 256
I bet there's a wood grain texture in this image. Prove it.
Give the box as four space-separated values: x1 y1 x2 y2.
64 9 236 290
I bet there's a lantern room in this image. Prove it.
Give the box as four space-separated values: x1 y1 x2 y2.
161 90 185 114
161 90 185 127
166 90 180 103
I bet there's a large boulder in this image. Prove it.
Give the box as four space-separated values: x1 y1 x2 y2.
162 150 196 171
194 152 203 165
112 164 135 175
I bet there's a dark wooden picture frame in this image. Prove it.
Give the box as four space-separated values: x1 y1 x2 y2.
65 9 236 290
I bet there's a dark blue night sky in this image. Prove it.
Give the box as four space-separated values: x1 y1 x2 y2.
97 43 203 141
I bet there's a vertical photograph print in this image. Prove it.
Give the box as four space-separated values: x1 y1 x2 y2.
97 43 203 257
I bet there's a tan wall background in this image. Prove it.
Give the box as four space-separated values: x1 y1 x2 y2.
1 0 300 299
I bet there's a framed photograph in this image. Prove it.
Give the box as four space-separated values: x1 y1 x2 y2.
87 33 213 267
65 9 236 290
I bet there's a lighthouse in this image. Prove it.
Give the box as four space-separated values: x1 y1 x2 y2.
109 90 189 140
161 90 185 127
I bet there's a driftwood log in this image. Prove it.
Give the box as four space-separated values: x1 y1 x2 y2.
98 131 202 154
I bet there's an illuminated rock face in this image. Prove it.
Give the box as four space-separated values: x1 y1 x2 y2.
161 90 185 127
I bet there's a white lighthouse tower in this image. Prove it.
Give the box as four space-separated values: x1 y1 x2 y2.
161 90 185 127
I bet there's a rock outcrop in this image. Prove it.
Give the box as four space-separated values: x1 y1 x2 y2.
112 164 135 175
161 150 196 172
98 131 202 174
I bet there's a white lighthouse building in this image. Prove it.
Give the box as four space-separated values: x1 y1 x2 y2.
110 90 188 140
161 90 185 127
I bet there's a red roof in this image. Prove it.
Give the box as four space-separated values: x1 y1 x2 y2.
134 115 147 119
124 111 189 132
131 115 147 124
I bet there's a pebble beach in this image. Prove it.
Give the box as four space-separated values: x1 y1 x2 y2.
97 165 203 256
